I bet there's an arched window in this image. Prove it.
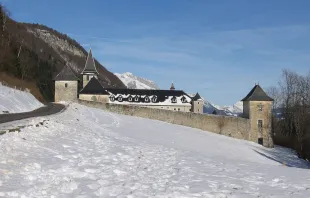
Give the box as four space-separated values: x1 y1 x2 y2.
118 96 123 102
134 96 139 102
128 96 133 102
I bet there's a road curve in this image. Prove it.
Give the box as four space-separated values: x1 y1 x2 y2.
0 103 66 124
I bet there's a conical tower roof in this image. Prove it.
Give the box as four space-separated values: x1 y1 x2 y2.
241 84 273 101
170 82 175 90
81 49 98 74
192 92 202 101
80 77 108 95
53 64 80 81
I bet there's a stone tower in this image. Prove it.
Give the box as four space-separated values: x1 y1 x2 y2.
241 84 274 147
53 64 80 102
191 92 204 114
81 49 99 88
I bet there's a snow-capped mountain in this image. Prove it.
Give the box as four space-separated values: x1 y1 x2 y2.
222 101 243 115
114 72 160 90
203 100 243 116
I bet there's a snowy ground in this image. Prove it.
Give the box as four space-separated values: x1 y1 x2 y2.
0 84 43 114
0 103 310 197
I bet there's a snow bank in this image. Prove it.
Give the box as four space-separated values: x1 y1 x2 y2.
0 103 309 197
0 84 43 114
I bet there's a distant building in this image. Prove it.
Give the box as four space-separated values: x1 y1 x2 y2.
54 49 204 113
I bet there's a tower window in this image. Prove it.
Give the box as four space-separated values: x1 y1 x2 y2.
65 83 68 88
258 104 263 111
258 120 263 134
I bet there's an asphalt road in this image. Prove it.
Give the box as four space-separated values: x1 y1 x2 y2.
0 103 66 124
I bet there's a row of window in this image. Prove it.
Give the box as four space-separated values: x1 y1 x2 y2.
110 95 188 103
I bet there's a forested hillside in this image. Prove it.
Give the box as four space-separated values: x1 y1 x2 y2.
0 5 125 102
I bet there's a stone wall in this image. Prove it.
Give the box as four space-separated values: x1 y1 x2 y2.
79 94 109 103
78 99 251 141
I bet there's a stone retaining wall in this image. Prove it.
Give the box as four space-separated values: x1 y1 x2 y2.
78 100 251 141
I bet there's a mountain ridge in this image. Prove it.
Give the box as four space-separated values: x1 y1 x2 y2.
0 5 125 101
115 72 160 90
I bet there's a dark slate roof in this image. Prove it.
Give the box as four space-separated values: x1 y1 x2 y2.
105 88 190 103
81 49 98 74
192 92 202 101
241 85 274 101
53 64 80 81
80 77 109 95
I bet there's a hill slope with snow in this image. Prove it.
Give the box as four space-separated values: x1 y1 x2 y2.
0 84 43 114
114 72 160 89
0 103 309 197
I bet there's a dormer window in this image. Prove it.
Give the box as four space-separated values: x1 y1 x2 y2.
181 96 187 103
145 96 150 102
171 96 177 103
152 96 157 103
110 95 115 102
118 96 123 102
134 96 139 102
128 96 133 102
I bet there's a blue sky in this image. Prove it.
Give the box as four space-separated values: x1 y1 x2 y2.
2 0 310 105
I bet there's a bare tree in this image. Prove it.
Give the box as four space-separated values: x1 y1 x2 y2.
277 69 310 158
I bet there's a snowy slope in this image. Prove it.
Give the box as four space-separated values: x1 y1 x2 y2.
114 72 160 89
0 103 309 197
0 84 43 114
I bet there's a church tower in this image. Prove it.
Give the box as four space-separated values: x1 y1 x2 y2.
53 64 80 102
241 84 274 147
81 49 99 88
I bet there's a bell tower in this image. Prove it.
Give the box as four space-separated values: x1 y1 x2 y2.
241 84 274 147
81 49 99 88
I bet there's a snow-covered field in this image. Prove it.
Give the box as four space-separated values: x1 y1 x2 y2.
0 84 43 114
0 103 310 197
